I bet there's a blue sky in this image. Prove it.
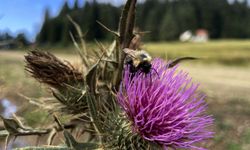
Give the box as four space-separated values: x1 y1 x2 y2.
0 0 130 41
0 0 83 41
0 0 247 41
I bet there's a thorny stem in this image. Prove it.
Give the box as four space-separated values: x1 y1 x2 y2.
113 0 137 90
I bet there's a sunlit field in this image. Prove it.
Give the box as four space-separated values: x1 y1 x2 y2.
0 40 250 149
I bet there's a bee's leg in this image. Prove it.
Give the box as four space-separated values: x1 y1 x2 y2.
130 73 135 81
137 69 142 76
152 68 160 79
149 72 152 85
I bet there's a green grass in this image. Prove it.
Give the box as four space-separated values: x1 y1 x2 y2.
0 40 250 149
144 40 250 66
226 143 242 150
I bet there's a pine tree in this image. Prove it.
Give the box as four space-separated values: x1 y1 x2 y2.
59 1 70 16
36 8 50 44
144 0 167 41
16 33 29 46
160 4 179 41
73 0 79 10
86 0 104 40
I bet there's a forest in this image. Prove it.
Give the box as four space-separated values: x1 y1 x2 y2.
35 0 250 45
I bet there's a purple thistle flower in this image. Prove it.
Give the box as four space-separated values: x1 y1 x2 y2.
118 58 214 150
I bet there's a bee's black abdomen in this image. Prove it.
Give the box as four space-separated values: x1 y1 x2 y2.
139 62 152 74
129 65 138 73
125 57 133 65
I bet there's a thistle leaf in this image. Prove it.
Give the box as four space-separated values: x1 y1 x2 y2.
64 130 100 150
67 15 88 59
107 40 117 57
0 115 49 135
85 53 104 94
96 20 119 37
0 130 9 137
15 146 71 150
0 115 24 134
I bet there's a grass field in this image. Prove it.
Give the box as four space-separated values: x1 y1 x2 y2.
0 40 250 149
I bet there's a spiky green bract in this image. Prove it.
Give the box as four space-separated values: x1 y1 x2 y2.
118 58 214 150
100 110 161 150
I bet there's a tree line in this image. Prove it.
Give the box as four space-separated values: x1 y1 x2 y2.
36 0 250 45
0 32 30 48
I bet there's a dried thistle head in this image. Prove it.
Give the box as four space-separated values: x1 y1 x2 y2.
25 50 84 90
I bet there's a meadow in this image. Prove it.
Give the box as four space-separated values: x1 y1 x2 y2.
0 40 250 149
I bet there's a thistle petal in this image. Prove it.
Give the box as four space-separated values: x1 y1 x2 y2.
118 58 214 149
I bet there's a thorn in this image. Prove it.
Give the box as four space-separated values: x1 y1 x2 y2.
95 39 108 56
12 135 17 143
47 128 57 145
96 51 106 64
69 31 89 67
96 20 119 37
4 134 12 150
53 114 64 130
12 113 27 130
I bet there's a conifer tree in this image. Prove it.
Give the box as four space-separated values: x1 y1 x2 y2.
36 8 50 44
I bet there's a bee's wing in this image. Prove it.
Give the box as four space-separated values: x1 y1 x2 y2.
123 48 137 58
123 48 141 67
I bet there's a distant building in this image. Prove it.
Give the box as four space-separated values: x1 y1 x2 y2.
179 30 193 42
193 29 209 42
179 29 209 43
0 40 17 49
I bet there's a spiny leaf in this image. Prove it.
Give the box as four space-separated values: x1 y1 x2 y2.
15 146 71 150
107 40 117 57
0 115 30 134
85 94 103 135
85 53 104 94
0 115 49 135
69 31 89 68
67 15 88 57
0 130 8 137
96 20 119 37
64 130 100 150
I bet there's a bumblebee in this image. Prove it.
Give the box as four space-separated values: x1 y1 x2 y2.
123 48 197 76
123 48 152 74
